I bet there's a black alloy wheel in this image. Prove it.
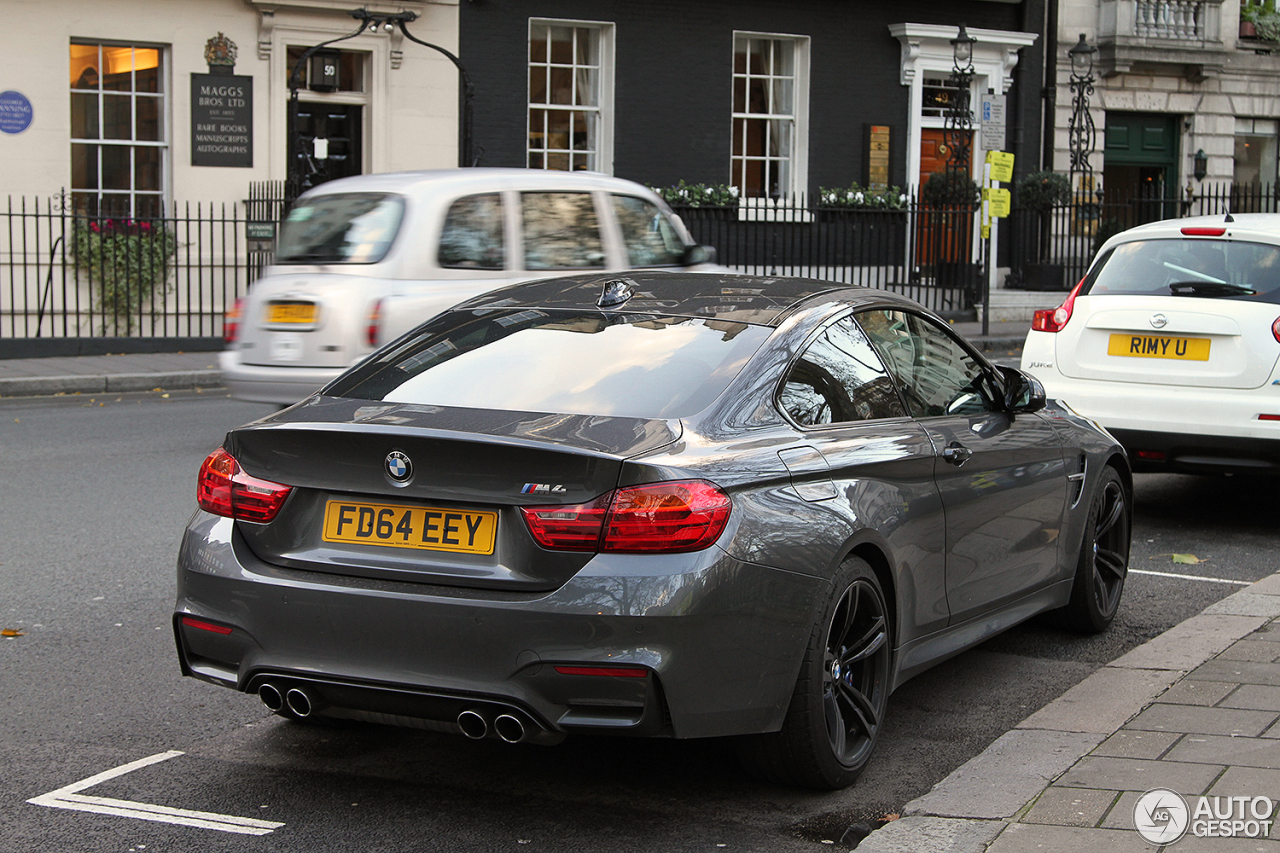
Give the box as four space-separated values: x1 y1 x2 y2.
1061 466 1130 633
822 573 891 771
737 557 891 789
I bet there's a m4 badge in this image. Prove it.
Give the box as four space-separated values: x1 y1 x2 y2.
521 483 567 494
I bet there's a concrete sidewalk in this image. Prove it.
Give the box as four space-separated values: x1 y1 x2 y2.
0 350 221 398
859 572 1280 852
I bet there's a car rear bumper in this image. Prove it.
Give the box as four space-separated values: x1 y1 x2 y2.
1109 428 1280 475
174 512 821 740
219 349 346 406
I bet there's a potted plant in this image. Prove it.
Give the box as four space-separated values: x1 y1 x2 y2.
70 217 176 334
922 170 980 209
1240 2 1280 40
1016 170 1072 290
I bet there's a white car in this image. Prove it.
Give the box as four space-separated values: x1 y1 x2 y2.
1021 213 1280 475
222 168 716 405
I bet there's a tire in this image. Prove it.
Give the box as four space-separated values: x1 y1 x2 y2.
1059 465 1130 633
738 557 891 789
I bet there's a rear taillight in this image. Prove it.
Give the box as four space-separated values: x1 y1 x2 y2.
1031 278 1086 333
197 447 292 522
366 298 383 348
521 480 732 554
1272 316 1280 344
224 297 243 344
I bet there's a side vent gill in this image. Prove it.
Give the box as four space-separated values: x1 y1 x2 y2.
1067 455 1088 509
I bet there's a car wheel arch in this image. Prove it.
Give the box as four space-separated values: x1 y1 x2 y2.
843 538 899 657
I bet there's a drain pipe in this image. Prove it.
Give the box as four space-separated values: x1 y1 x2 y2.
1042 0 1059 172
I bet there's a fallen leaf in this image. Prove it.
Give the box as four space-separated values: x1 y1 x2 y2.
161 393 170 398
1 628 27 637
1149 553 1206 565
882 813 901 822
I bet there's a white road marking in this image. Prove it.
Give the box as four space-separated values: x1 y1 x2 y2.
1130 568 1253 585
26 750 284 836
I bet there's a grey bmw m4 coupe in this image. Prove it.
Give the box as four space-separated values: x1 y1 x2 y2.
175 271 1131 789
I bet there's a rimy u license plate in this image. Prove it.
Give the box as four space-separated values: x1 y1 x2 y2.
322 500 497 554
1107 333 1210 361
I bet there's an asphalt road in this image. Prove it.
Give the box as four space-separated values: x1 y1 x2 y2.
0 390 1270 852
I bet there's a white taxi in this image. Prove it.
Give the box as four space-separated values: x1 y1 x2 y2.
1021 213 1280 475
222 169 715 405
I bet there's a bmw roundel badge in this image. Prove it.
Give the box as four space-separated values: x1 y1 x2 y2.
385 451 413 482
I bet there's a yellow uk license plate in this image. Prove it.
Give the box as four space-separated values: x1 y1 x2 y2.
1107 334 1210 361
322 500 498 555
267 302 317 324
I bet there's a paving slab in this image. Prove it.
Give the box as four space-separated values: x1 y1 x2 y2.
1055 755 1224 795
1126 704 1279 738
984 821 1160 852
1165 735 1280 769
1021 786 1119 827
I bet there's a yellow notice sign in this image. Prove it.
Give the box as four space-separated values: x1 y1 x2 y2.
986 151 1015 184
983 187 1012 218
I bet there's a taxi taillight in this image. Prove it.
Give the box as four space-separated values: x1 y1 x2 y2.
366 299 383 348
1031 278 1086 333
521 480 732 553
197 447 292 523
224 297 244 343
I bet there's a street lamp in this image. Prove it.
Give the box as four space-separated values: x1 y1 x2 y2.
945 24 977 177
1066 33 1097 182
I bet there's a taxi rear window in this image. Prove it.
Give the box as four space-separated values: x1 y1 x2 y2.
276 193 404 264
326 308 770 419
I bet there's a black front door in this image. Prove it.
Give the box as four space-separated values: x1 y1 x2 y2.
293 103 363 193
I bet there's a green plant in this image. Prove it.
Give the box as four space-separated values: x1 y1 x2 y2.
70 217 176 333
650 180 741 207
922 170 980 208
1242 2 1280 39
1016 170 1072 211
818 182 909 210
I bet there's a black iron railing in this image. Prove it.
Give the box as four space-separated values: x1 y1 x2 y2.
4 182 1278 350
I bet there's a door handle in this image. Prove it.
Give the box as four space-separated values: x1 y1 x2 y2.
943 441 973 467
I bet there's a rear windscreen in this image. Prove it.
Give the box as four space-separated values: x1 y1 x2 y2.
326 309 771 419
1084 238 1280 301
276 193 404 264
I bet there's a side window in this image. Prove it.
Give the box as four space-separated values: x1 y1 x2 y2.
521 191 605 270
779 316 906 427
856 310 998 418
438 193 505 269
611 195 686 266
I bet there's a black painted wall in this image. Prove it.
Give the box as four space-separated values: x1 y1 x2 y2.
459 0 1045 193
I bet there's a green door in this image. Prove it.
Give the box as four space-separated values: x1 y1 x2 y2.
1103 112 1180 226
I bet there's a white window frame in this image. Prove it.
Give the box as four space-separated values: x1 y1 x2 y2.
731 31 810 204
527 19 615 174
69 40 169 216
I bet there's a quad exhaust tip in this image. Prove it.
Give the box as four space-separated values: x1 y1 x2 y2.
457 709 489 739
258 682 284 713
493 713 527 744
284 687 314 718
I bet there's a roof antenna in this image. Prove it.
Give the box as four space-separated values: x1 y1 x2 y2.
1225 210 1235 223
597 278 635 308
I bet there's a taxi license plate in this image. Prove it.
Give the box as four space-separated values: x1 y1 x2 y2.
1107 333 1210 361
267 302 317 324
322 500 497 555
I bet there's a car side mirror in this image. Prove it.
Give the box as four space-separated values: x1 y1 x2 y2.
999 365 1046 414
682 244 717 266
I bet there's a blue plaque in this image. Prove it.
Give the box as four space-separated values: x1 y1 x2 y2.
0 91 33 135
